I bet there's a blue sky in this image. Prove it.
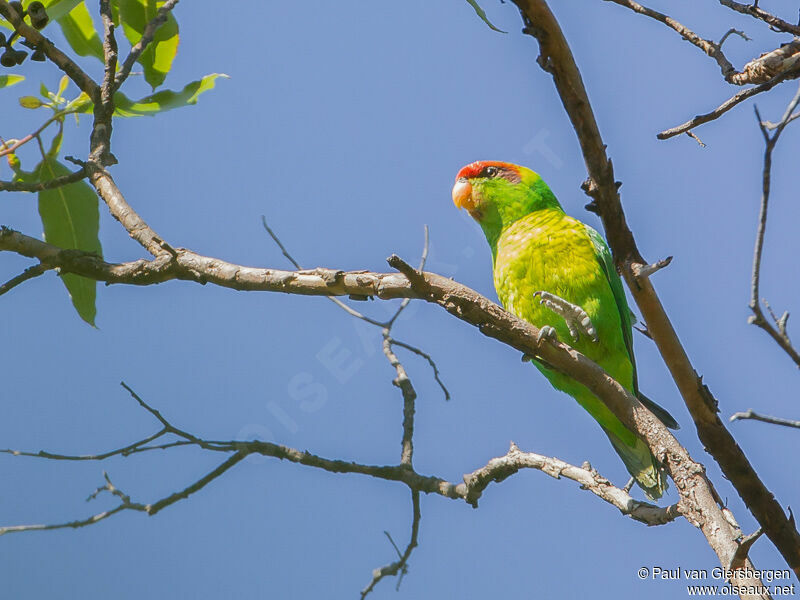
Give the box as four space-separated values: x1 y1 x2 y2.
2 1 799 598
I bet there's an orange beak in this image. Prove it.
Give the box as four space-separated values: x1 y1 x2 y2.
452 177 474 210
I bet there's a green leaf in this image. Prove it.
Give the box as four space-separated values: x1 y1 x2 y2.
72 73 227 117
19 95 44 108
118 0 179 89
464 0 506 33
115 73 225 116
0 74 25 88
41 0 85 22
35 157 102 325
56 74 69 99
57 1 103 60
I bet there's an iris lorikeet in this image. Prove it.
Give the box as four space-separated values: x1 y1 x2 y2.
452 160 677 499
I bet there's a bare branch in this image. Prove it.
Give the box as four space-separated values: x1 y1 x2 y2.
718 28 751 46
389 339 450 401
382 331 417 467
604 0 737 81
0 453 246 536
463 443 679 525
261 215 385 326
718 0 800 36
731 410 800 430
748 83 800 367
0 168 88 192
511 0 800 579
360 490 420 599
0 262 51 296
90 0 119 167
86 167 173 257
658 64 800 139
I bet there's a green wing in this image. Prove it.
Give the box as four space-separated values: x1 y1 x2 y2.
584 224 678 430
583 226 637 386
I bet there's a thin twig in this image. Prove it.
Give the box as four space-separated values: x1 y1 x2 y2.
604 0 737 80
261 215 384 326
386 225 429 328
0 384 678 543
659 65 800 139
0 110 81 158
0 168 88 192
748 82 800 367
383 331 417 467
730 410 800 429
390 339 450 401
0 263 51 296
718 28 751 46
360 490 421 599
717 0 800 36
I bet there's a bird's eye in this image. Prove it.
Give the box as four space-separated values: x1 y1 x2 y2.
484 166 499 178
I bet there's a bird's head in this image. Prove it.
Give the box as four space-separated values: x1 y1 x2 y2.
452 160 561 243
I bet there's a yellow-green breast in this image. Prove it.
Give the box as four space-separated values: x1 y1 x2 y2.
493 207 633 392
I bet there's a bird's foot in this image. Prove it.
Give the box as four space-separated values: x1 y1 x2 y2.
536 325 558 345
533 291 598 342
623 477 636 493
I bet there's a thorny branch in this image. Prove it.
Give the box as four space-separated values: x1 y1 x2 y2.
748 82 800 367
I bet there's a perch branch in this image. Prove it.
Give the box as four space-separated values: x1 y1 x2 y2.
511 0 800 581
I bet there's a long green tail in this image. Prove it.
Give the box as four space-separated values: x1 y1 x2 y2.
572 384 668 500
604 429 667 500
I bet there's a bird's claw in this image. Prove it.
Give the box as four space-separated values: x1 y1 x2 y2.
533 291 598 343
537 325 558 345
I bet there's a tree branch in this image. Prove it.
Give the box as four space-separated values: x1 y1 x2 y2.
0 168 88 192
604 0 737 81
717 0 800 36
658 64 800 139
731 410 800 430
0 385 678 537
360 490 421 599
511 0 800 582
748 83 800 367
0 262 51 296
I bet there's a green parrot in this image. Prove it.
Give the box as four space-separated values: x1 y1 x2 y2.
452 160 677 499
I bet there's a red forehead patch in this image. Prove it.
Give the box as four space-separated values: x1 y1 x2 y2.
455 161 520 181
